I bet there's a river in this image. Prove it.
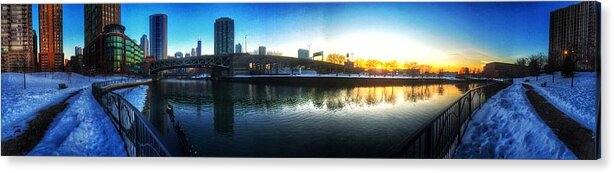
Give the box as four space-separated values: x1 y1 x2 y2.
139 79 481 157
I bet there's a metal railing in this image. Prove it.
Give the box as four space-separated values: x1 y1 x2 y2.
389 81 512 158
92 79 174 157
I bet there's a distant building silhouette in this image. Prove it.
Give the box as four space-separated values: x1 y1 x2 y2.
191 48 196 57
483 62 530 78
150 14 168 60
197 39 202 56
1 4 34 72
39 4 64 72
140 34 149 57
175 51 183 59
235 43 242 53
214 17 234 55
75 46 83 56
258 46 266 56
298 49 309 60
32 29 38 70
549 1 600 71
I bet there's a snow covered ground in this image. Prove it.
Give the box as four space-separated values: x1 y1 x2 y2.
27 88 126 156
1 72 126 140
454 80 577 159
112 85 149 112
522 72 598 132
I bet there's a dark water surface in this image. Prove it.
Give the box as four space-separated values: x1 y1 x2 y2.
141 79 480 157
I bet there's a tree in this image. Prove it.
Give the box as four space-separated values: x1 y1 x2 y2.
384 60 399 71
515 57 528 66
403 61 418 70
326 53 347 65
528 57 541 80
561 56 575 78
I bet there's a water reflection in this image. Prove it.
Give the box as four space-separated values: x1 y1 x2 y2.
142 80 480 157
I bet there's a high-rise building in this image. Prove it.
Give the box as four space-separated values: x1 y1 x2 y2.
84 24 143 74
32 29 38 70
140 34 149 57
39 4 64 72
175 51 183 59
258 46 266 56
549 1 601 71
1 5 34 72
150 14 167 60
75 46 83 56
196 39 202 56
191 48 196 57
235 43 242 53
298 49 309 59
214 17 234 55
84 4 121 47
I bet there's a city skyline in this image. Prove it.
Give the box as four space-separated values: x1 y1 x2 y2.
31 2 578 70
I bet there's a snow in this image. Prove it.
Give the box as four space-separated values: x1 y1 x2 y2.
27 87 126 156
454 80 577 159
112 85 149 112
522 72 597 131
1 72 127 140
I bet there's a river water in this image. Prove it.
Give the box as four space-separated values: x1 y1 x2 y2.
140 79 480 157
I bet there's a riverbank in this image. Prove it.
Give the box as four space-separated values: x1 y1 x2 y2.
218 75 491 87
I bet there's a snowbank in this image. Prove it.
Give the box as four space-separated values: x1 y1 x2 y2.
522 72 597 131
1 72 128 140
112 85 149 112
28 88 126 156
454 81 576 159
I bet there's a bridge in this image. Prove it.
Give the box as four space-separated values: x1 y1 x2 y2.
144 53 360 79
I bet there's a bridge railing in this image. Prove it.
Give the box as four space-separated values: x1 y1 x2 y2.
92 79 174 157
389 80 512 158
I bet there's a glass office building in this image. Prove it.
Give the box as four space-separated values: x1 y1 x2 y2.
84 24 143 74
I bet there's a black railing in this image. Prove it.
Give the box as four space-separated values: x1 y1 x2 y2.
92 79 173 157
389 81 512 158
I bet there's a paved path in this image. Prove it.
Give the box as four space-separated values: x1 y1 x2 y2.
522 83 597 160
1 89 83 156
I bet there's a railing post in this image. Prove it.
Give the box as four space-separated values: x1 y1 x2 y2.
425 128 432 158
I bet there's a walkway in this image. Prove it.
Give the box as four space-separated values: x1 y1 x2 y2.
522 83 597 160
1 89 83 156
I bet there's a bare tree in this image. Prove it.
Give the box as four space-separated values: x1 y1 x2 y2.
515 57 528 66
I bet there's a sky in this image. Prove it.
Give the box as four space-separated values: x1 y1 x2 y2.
32 1 578 70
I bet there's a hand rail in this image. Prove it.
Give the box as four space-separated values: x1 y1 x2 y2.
92 79 174 157
388 80 512 158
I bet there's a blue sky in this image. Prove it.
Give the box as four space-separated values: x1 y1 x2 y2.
32 1 578 69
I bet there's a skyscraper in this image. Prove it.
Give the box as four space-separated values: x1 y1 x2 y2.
549 1 601 71
191 48 196 57
214 17 234 55
150 14 167 60
1 5 34 72
196 39 202 56
39 4 64 72
140 34 149 57
32 29 38 70
75 46 83 56
235 43 242 53
84 4 121 46
258 46 266 56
